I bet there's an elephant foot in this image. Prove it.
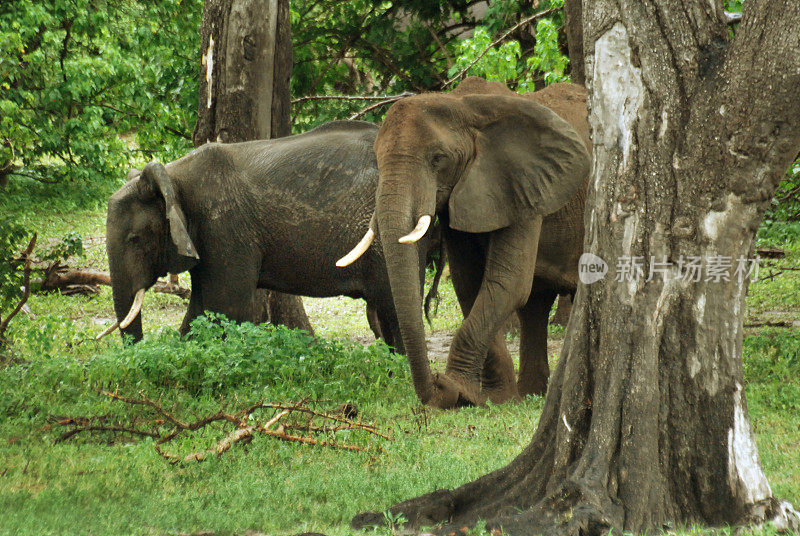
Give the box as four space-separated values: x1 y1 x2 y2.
481 382 520 405
517 375 548 397
427 372 485 409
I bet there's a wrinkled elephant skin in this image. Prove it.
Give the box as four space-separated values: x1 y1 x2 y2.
359 77 591 408
105 121 429 351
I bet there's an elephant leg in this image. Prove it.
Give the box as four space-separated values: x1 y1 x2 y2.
444 220 541 405
481 330 519 404
179 271 204 336
366 303 384 341
517 288 558 397
377 305 405 355
446 232 518 404
191 261 260 324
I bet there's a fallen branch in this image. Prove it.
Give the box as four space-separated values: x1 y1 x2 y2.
756 246 785 259
743 320 795 328
33 266 190 299
56 390 388 464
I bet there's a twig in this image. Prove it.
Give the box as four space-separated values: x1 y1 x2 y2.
57 425 159 442
442 7 559 88
245 402 390 439
0 233 37 340
348 92 416 120
292 94 413 105
259 428 366 451
58 391 389 463
757 270 783 282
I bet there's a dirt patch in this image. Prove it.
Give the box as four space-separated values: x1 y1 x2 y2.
358 329 564 365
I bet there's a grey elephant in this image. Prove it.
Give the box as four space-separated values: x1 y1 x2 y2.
339 78 591 409
101 120 430 350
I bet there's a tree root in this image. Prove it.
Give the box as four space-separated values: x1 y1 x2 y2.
353 478 627 536
55 390 388 463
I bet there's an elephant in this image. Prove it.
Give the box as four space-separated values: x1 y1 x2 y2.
338 77 591 409
101 120 431 350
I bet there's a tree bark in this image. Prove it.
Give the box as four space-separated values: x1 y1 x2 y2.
353 1 800 534
563 0 584 86
550 294 572 326
194 0 312 334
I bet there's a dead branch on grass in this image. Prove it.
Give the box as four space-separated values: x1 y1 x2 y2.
55 390 388 463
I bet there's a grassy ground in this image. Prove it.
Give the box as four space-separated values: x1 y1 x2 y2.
0 201 798 536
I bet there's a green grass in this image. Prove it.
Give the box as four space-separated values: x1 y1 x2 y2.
0 206 798 536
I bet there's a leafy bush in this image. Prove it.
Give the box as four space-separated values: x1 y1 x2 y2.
0 313 411 422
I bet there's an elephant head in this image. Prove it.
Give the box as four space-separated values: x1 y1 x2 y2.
338 79 590 405
101 162 199 342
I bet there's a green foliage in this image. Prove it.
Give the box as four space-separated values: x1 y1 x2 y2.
765 157 800 222
0 0 200 208
756 221 800 246
525 17 570 87
1 313 409 417
37 231 84 263
447 6 568 93
0 218 29 314
725 0 744 12
743 330 800 413
290 0 567 129
449 27 522 83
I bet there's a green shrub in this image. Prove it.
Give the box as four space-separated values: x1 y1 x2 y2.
0 313 412 423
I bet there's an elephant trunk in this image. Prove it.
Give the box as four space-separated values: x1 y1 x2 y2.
111 283 144 342
375 171 436 404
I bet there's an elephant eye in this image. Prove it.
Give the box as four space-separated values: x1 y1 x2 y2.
126 233 141 244
430 152 448 168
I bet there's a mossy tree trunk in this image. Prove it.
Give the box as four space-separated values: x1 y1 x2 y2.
193 0 312 333
353 1 800 534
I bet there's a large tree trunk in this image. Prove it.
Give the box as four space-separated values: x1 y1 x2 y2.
353 1 800 534
193 0 312 334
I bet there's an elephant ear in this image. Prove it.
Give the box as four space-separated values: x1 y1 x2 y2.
139 161 200 259
448 96 590 234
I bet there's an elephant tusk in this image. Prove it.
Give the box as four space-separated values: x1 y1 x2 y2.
336 228 375 267
119 288 145 329
95 321 120 341
398 215 431 244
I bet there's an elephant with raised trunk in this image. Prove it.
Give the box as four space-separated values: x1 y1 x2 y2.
339 78 590 409
102 120 430 349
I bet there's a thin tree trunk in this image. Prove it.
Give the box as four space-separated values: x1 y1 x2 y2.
194 0 312 334
550 294 571 326
564 0 584 86
353 1 800 534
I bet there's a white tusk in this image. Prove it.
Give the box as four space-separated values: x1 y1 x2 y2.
95 321 120 341
336 228 375 267
398 215 431 244
119 288 145 329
